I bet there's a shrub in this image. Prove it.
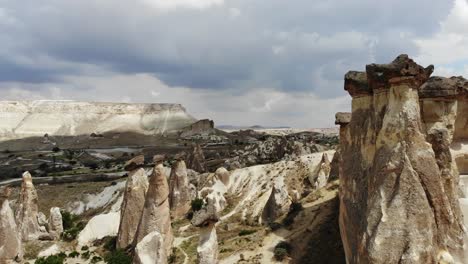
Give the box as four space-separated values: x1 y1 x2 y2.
81 246 89 251
52 146 61 152
103 236 117 252
274 241 292 260
191 198 204 212
104 249 132 264
68 251 80 258
35 254 66 264
274 247 288 261
61 211 86 241
91 256 103 263
81 251 91 260
61 211 76 230
238 230 257 236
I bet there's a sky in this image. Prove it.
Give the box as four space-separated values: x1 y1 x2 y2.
1 0 468 128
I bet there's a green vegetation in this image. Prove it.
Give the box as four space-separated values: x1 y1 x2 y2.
274 241 292 261
35 254 66 264
191 198 204 211
238 229 257 236
91 256 103 263
81 251 91 260
61 210 86 241
104 249 132 264
68 251 80 258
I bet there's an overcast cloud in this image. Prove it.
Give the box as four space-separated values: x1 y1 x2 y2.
0 0 467 127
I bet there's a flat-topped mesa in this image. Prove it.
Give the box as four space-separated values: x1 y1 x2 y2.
15 171 44 241
117 155 149 249
134 158 173 257
338 54 464 264
0 187 23 263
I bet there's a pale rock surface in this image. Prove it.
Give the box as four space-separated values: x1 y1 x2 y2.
15 171 44 241
48 207 63 240
311 153 331 189
214 167 230 186
261 177 291 224
78 212 120 246
338 55 464 263
0 187 23 263
37 244 60 258
37 212 47 227
191 198 220 264
117 160 149 249
168 159 191 219
135 163 174 256
0 101 196 141
133 231 167 264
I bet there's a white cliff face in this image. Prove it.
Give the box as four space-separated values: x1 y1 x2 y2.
15 171 44 241
0 101 196 140
197 224 219 264
0 187 23 263
134 231 167 264
78 212 121 246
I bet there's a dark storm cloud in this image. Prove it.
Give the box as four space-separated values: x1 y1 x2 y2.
0 0 454 97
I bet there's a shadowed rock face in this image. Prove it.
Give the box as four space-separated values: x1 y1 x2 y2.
135 162 173 257
338 55 464 264
186 144 207 173
0 187 23 262
15 171 44 241
117 159 149 249
168 159 191 219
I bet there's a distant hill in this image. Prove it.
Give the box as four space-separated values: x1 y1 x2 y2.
217 125 291 130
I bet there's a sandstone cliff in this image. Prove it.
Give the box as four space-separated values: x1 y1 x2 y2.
338 55 465 263
0 100 196 140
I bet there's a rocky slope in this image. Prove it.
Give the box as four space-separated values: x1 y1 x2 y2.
0 100 196 140
338 55 465 263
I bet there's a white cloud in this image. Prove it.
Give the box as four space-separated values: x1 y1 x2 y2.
414 0 468 68
0 72 349 128
141 0 223 11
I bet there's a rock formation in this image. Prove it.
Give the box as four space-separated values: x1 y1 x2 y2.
0 187 23 263
134 231 167 264
311 153 331 189
0 101 196 141
135 156 173 257
214 167 230 186
191 198 220 264
338 55 465 263
168 157 191 219
15 171 44 241
261 178 290 224
48 207 63 240
117 155 149 249
186 144 207 173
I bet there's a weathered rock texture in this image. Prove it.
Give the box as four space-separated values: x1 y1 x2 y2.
134 231 167 264
0 101 196 141
186 144 207 173
15 171 44 241
168 159 191 219
135 162 173 257
338 55 465 263
47 207 63 240
117 156 149 249
261 178 290 224
214 167 230 186
191 198 220 264
0 187 23 262
312 153 331 189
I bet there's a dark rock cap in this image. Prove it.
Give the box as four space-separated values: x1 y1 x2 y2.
335 112 351 125
153 154 166 164
366 54 434 90
124 155 145 171
419 76 468 99
344 71 370 97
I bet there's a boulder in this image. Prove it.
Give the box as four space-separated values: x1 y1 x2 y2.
0 187 23 263
168 160 191 219
135 162 173 256
338 55 464 263
15 171 44 241
134 231 167 264
48 207 63 240
117 166 149 249
214 167 230 186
